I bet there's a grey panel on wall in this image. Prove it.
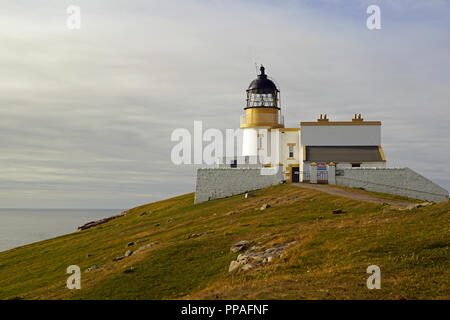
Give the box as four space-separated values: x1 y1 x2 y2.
306 146 383 162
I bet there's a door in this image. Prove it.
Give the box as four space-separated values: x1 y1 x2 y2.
292 167 299 183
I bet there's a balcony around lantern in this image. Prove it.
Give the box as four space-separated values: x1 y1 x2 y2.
240 112 284 129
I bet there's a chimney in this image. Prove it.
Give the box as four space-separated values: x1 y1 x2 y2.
318 114 329 122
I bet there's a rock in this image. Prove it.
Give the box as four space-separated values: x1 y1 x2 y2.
113 255 125 262
125 250 134 257
225 210 239 216
245 193 254 199
228 240 296 273
167 218 174 223
402 204 417 211
260 204 271 211
86 254 92 258
140 210 154 217
228 261 240 273
416 202 433 208
186 231 214 240
241 263 256 271
134 242 159 253
123 267 135 274
77 211 128 231
154 223 160 227
332 209 343 214
126 242 135 247
230 240 251 253
86 265 101 272
135 239 148 244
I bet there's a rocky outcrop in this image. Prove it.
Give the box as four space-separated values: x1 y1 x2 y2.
77 211 128 231
399 202 434 211
229 241 297 273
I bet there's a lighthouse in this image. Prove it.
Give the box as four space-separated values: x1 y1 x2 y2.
240 65 284 157
197 66 397 204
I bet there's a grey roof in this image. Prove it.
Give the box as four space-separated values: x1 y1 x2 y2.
305 146 383 162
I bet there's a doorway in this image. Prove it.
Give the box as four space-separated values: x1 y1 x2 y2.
292 167 299 183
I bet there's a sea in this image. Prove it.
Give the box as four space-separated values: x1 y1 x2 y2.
0 208 123 253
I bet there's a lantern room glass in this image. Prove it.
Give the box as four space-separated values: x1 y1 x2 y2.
247 92 278 108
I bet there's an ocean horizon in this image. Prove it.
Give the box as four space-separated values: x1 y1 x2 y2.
0 208 123 253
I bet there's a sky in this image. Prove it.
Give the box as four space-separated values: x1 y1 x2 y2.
0 0 449 208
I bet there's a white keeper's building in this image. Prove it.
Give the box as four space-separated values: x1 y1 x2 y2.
229 65 387 183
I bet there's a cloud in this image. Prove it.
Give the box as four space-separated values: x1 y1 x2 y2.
0 0 448 208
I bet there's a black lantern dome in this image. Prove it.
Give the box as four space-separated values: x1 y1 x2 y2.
246 65 280 109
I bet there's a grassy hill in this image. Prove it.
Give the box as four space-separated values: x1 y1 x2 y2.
0 184 448 300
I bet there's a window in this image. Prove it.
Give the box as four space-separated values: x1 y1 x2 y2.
289 146 294 158
258 137 263 149
352 163 361 168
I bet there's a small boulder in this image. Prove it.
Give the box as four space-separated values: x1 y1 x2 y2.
126 242 135 248
125 250 133 257
86 265 101 272
332 209 343 214
139 210 154 217
260 204 271 211
154 223 160 227
113 255 125 262
135 241 158 253
123 267 135 274
228 261 240 273
241 263 256 271
186 231 214 240
245 193 254 199
230 240 250 253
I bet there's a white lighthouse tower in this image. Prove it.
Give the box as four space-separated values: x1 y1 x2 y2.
240 66 284 158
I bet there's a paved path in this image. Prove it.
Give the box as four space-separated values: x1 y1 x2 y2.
292 183 417 208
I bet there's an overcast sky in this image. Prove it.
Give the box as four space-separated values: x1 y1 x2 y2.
0 0 449 208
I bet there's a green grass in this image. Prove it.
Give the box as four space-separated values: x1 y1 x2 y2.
0 184 448 300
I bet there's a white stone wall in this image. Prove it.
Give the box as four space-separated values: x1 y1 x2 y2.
194 167 283 204
335 168 449 203
336 162 386 169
